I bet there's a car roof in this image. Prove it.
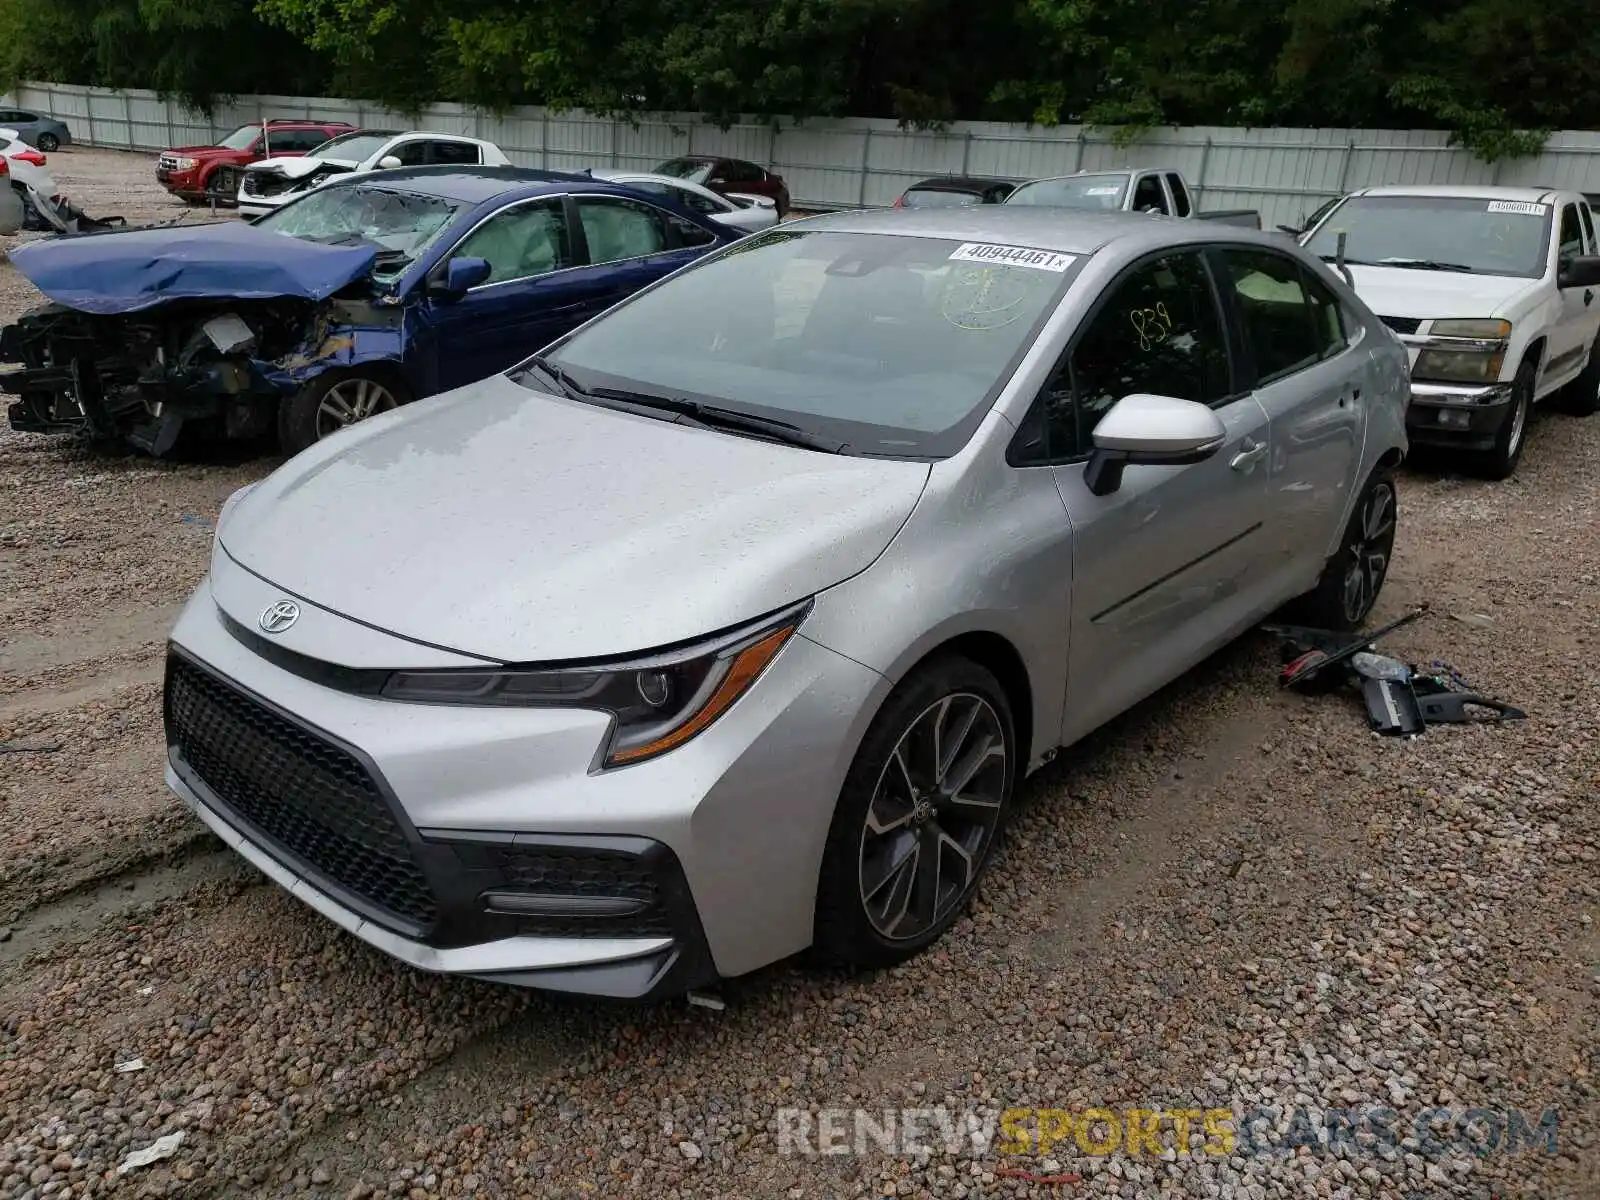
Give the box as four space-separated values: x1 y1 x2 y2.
321 164 623 204
906 176 1017 191
793 205 1277 255
1352 184 1560 203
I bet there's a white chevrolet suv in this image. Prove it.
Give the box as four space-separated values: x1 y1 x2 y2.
1303 185 1600 478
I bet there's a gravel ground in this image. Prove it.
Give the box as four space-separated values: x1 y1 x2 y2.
0 148 1595 1200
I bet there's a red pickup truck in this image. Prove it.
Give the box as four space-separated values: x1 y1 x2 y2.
156 119 355 204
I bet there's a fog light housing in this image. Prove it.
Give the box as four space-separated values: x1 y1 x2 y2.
1437 409 1472 428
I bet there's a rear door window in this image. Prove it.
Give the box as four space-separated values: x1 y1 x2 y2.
1132 175 1168 215
1218 249 1340 382
429 140 481 165
1559 204 1584 262
576 195 672 264
1166 174 1192 217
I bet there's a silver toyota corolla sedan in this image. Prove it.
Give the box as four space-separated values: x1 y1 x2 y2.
163 207 1409 999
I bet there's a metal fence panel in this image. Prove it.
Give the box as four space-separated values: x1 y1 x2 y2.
6 82 1600 222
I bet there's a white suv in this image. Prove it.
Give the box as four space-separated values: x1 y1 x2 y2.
1303 185 1600 478
237 130 511 218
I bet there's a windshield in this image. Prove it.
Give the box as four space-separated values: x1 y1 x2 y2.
306 133 394 163
253 184 461 279
1006 173 1129 211
655 158 714 184
539 229 1081 457
217 125 260 152
1304 195 1554 278
902 187 982 209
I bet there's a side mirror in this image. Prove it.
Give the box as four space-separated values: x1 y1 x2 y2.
1557 254 1600 289
1083 394 1228 497
429 256 491 300
377 155 402 170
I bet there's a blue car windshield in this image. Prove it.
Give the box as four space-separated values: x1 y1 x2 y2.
254 184 461 279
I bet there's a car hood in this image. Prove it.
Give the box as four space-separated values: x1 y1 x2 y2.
220 374 932 663
1344 264 1541 320
6 221 378 315
168 144 244 158
252 156 358 180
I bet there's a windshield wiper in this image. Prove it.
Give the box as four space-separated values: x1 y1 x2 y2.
592 389 849 453
514 362 847 453
1374 257 1476 273
517 357 591 402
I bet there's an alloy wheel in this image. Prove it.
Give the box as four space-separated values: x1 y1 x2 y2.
857 693 1007 941
1341 480 1396 625
314 377 398 439
1506 387 1529 459
36 134 58 153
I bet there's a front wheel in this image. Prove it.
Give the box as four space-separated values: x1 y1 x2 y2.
812 656 1015 969
278 371 409 456
1468 359 1533 480
1286 466 1398 631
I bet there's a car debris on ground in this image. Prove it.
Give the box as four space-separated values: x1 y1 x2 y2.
1268 606 1528 736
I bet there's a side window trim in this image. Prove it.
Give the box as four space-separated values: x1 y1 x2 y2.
1006 246 1240 468
442 194 578 293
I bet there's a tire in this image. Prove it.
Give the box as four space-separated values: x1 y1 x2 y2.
1286 466 1398 631
35 134 59 153
277 371 410 456
205 170 233 203
812 655 1016 969
1468 359 1533 480
1558 333 1600 417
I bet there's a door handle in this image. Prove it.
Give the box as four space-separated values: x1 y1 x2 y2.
1229 438 1268 472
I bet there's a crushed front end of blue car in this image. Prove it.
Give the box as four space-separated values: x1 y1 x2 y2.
0 220 411 455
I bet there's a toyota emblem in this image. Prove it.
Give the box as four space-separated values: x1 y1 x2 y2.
259 600 301 635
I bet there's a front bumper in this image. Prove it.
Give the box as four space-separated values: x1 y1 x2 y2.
1403 379 1514 451
161 559 886 997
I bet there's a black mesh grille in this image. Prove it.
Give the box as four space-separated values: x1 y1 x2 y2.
482 845 674 938
1378 315 1421 335
166 654 438 929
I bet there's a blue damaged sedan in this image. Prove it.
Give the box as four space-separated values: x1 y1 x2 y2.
0 166 739 456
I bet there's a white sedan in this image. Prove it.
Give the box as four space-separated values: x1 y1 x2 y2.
588 169 780 234
0 128 59 234
237 130 511 218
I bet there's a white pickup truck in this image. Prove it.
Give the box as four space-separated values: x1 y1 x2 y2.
1004 167 1260 227
1301 185 1600 478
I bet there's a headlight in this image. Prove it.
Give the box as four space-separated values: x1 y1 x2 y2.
1430 319 1511 339
173 157 197 170
382 603 808 768
1413 318 1510 385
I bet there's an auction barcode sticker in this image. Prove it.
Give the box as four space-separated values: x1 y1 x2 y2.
949 243 1077 272
1486 201 1549 216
